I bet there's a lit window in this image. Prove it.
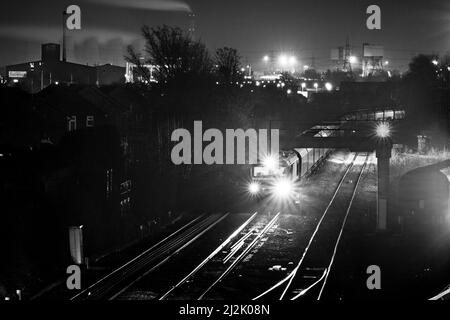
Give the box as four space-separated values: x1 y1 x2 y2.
67 116 77 132
106 169 113 198
86 115 94 127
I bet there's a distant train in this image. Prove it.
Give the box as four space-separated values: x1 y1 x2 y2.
248 127 335 203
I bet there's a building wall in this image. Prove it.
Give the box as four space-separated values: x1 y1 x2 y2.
96 64 125 86
6 61 124 93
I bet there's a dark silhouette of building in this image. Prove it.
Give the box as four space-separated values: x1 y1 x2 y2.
5 43 125 93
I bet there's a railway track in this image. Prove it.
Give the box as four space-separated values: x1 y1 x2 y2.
70 213 229 300
159 211 281 300
253 152 370 301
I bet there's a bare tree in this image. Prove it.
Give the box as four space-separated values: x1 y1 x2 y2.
215 47 241 83
126 25 212 83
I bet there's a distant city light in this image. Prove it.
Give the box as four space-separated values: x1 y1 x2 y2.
432 59 439 66
287 89 292 94
288 56 297 65
325 82 333 91
278 55 288 66
376 122 391 138
278 54 297 68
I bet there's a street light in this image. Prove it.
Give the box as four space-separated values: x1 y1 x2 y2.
263 55 270 62
375 122 391 138
278 54 297 69
432 59 439 66
301 82 306 90
313 82 319 92
278 55 288 67
325 82 333 91
349 56 358 64
289 56 297 65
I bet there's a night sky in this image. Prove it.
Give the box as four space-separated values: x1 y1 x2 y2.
0 0 448 71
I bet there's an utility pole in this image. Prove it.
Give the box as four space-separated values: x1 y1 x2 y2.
62 10 67 62
376 138 392 231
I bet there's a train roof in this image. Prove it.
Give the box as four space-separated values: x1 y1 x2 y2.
293 148 312 158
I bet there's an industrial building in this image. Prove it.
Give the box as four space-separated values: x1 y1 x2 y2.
5 43 125 93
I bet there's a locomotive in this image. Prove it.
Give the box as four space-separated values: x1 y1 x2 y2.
248 127 334 203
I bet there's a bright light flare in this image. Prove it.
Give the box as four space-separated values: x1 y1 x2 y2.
289 56 297 65
278 55 288 66
272 178 294 198
248 182 260 195
278 55 297 67
262 154 278 171
376 122 391 138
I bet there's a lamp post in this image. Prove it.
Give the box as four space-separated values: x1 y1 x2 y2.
375 122 393 231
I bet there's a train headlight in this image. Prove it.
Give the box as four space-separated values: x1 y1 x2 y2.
248 182 260 195
273 178 294 198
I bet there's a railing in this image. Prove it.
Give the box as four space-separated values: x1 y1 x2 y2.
340 108 406 121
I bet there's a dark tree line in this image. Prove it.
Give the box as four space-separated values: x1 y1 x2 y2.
126 25 242 86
